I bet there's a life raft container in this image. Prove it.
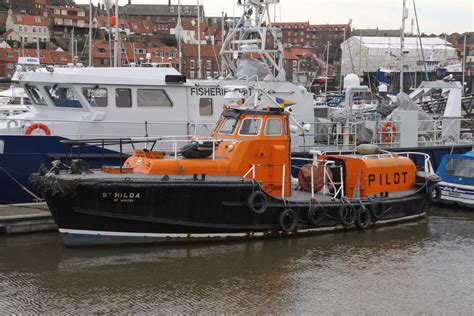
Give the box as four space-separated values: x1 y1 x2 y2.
180 141 217 159
25 123 52 136
380 122 397 142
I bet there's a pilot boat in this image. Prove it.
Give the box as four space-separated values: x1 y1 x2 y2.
30 103 441 247
434 151 473 208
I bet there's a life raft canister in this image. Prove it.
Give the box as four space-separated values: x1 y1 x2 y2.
25 123 52 136
380 121 397 142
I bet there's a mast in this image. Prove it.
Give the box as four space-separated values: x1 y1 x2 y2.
339 27 346 92
197 0 202 79
114 0 120 67
177 0 182 72
221 10 225 78
462 34 467 96
88 0 93 67
400 0 407 93
325 41 330 94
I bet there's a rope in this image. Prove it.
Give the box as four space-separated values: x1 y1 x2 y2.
0 167 43 202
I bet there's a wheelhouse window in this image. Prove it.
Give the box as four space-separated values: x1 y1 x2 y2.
83 88 108 107
45 86 81 108
25 85 46 105
199 98 213 116
137 89 173 107
116 88 132 108
219 118 238 135
239 118 262 136
264 118 282 136
445 158 473 178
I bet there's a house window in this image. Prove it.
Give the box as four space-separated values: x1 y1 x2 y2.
6 63 15 70
190 60 195 69
98 48 106 54
24 26 28 32
54 9 60 15
7 53 14 58
206 60 211 69
206 71 211 78
199 98 213 116
83 88 108 107
189 71 195 79
54 18 63 25
155 51 163 57
115 88 132 108
78 11 85 17
35 16 41 23
168 51 176 58
19 26 22 32
77 20 84 27
16 15 22 22
137 89 173 107
170 6 175 13
293 60 298 67
60 56 67 61
33 27 36 33
61 10 67 15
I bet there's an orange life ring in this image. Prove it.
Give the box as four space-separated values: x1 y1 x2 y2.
25 123 52 136
380 122 397 142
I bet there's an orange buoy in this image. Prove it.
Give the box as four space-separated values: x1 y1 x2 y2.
380 122 397 142
25 123 52 136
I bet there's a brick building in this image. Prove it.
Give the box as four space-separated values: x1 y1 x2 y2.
120 3 205 24
5 9 50 44
0 0 48 15
46 4 89 37
182 43 221 79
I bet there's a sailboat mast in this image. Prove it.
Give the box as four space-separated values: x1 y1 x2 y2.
462 34 467 96
114 0 120 67
89 0 93 67
178 0 182 72
400 0 407 93
197 0 202 79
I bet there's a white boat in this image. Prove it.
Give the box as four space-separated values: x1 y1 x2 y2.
0 86 31 117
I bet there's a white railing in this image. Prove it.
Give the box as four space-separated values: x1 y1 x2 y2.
362 151 436 176
305 117 473 150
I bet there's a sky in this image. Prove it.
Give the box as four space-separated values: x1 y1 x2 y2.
76 0 473 35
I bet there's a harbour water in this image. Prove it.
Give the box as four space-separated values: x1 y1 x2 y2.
0 206 473 314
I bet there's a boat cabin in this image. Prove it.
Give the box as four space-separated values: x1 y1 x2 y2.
437 151 474 186
125 107 292 197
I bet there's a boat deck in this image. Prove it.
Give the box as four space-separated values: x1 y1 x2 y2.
287 188 420 204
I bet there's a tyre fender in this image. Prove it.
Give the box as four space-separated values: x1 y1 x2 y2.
247 191 268 214
278 209 298 232
338 204 356 226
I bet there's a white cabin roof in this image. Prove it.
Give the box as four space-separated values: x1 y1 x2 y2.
349 36 456 51
14 67 191 86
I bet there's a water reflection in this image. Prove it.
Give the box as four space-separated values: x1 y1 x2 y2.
1 209 473 313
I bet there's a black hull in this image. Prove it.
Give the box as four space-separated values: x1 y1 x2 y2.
35 174 431 247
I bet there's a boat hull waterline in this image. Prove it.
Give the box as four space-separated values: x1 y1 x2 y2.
33 175 430 247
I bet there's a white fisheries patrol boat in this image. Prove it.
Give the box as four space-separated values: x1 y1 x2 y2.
0 0 315 205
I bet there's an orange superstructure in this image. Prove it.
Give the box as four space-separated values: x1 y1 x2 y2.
124 108 292 197
321 155 417 198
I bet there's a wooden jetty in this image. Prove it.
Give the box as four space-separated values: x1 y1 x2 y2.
0 203 56 235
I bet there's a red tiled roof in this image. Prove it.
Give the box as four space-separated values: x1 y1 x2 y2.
49 51 72 65
22 49 53 64
12 14 49 27
0 48 19 63
3 29 14 37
